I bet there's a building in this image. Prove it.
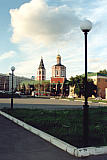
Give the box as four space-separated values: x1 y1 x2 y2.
0 74 9 91
0 73 31 92
37 57 46 81
88 72 107 99
51 54 66 96
68 72 107 99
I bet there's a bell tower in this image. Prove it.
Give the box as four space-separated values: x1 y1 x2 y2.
37 57 46 80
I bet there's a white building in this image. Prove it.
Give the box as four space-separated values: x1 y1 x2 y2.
0 73 31 92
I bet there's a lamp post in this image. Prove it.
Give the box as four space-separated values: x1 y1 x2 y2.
80 19 92 146
11 66 15 110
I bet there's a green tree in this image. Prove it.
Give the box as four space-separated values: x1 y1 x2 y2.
21 83 26 94
69 76 75 86
56 81 61 95
98 69 107 74
69 75 97 98
51 83 56 95
63 80 69 96
17 84 21 91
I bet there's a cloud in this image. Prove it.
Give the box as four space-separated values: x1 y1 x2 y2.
8 0 107 79
0 51 15 61
10 0 80 45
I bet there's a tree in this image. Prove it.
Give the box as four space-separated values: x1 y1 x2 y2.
98 69 107 74
63 80 69 96
69 75 97 98
69 76 75 86
51 83 56 96
17 84 21 91
86 79 97 97
74 75 83 97
21 83 26 94
56 81 61 95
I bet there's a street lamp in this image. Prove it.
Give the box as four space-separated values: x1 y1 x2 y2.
80 19 92 146
11 66 15 110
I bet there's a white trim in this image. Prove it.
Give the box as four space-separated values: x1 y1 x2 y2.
97 76 107 79
89 75 107 79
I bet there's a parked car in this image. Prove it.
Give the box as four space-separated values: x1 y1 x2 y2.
95 97 102 100
15 91 21 95
0 90 5 94
36 93 41 96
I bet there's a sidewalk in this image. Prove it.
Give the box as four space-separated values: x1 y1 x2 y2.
0 115 77 160
0 115 107 160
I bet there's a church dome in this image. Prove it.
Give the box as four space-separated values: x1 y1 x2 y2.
57 54 61 58
56 54 61 65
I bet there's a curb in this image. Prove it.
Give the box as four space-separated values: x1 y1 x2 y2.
0 110 107 157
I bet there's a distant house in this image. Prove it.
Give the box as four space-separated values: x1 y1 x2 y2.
0 73 31 92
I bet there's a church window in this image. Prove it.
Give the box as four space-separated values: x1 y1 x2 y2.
56 70 58 75
61 70 65 76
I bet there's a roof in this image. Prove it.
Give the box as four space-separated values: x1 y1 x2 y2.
88 72 107 77
55 64 65 67
38 58 45 69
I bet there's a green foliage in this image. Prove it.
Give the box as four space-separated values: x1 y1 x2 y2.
98 69 107 74
69 75 97 98
21 83 26 93
69 76 75 86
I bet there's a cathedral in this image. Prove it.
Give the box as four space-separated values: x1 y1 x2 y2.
37 54 66 82
37 54 67 96
37 54 66 95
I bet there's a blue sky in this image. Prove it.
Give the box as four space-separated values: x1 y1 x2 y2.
0 0 107 79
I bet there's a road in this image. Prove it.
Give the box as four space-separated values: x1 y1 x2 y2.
0 98 106 109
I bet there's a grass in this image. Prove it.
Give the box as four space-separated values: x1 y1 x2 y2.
2 107 107 148
69 97 107 103
90 99 107 103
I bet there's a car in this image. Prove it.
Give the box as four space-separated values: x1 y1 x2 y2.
95 97 102 100
15 91 21 95
68 95 75 98
36 93 41 96
0 90 5 94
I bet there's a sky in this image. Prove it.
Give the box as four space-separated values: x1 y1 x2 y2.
0 0 107 79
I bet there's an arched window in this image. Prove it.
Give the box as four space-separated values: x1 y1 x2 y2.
39 71 41 75
56 70 58 75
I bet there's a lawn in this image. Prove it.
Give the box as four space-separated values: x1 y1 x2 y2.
2 107 107 148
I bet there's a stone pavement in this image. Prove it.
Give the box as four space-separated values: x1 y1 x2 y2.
0 98 105 110
0 115 107 160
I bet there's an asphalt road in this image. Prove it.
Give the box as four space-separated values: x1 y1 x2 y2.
0 98 106 110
